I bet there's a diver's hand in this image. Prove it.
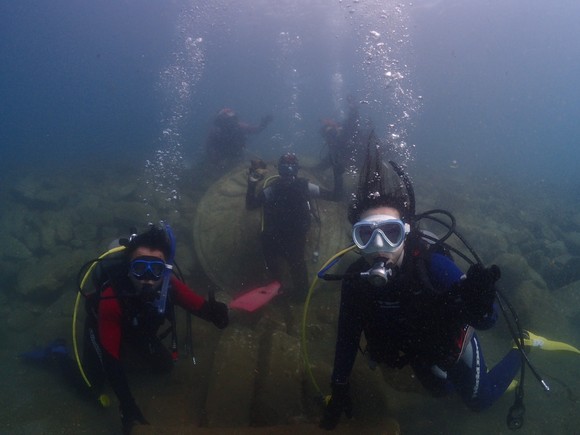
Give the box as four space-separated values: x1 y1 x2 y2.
200 296 229 329
319 383 352 430
248 159 267 183
209 299 229 329
463 264 500 310
248 169 265 183
120 400 148 435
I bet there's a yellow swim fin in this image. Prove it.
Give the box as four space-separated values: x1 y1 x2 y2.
514 330 580 354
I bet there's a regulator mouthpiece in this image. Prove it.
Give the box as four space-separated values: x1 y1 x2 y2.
361 260 394 287
140 283 157 301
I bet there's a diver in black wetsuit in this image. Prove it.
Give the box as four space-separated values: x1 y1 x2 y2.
246 153 342 300
205 107 272 172
316 96 363 198
320 147 522 430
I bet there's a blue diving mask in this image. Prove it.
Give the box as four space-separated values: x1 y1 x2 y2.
130 257 167 281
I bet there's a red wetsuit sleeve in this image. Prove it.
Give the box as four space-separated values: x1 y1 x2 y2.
171 276 206 312
98 286 123 360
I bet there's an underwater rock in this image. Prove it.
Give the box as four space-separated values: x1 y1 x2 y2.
512 279 578 340
0 204 30 236
109 181 139 200
570 212 580 229
72 222 98 244
509 280 552 333
0 232 33 260
79 191 102 209
204 325 259 427
543 239 568 259
11 175 67 208
460 221 510 257
504 225 534 247
21 226 41 254
38 211 75 246
546 255 580 288
40 223 57 252
493 252 547 292
16 248 76 302
109 201 155 227
561 231 580 255
0 258 19 286
252 330 303 425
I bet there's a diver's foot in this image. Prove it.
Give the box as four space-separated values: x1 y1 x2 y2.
506 378 519 393
19 338 69 362
512 331 532 354
512 330 580 354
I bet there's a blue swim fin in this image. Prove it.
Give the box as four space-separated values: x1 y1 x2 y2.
19 338 69 362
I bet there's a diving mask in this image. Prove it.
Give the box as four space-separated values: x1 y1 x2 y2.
130 257 167 281
352 214 410 255
278 163 298 178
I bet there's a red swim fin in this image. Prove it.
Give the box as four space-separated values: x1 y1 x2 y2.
229 281 281 312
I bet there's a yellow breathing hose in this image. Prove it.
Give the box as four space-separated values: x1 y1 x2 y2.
300 245 357 401
72 245 126 407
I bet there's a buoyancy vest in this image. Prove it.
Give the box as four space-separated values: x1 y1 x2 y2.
362 234 467 370
262 177 312 237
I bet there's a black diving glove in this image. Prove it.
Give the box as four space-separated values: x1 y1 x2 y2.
462 263 501 314
120 399 148 435
200 297 229 329
320 383 352 430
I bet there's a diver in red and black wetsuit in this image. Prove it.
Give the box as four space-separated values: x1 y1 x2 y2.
80 224 228 433
20 224 229 433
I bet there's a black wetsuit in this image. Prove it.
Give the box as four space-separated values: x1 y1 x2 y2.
331 248 521 410
246 176 338 298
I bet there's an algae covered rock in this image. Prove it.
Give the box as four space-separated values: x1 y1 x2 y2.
16 247 77 302
193 163 350 294
0 232 33 260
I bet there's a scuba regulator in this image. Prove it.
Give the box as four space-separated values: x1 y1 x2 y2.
360 259 395 287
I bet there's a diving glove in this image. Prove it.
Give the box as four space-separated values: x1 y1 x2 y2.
210 300 229 329
200 298 229 329
320 382 352 430
463 263 501 310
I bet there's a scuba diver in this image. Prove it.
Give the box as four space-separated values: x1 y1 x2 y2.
318 142 579 430
21 224 229 434
315 95 364 188
245 152 342 301
205 107 273 172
